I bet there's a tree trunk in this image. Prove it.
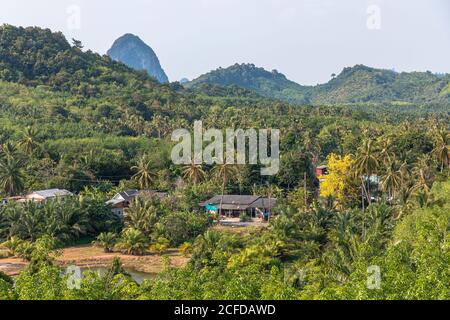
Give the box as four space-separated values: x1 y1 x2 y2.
219 180 225 217
361 185 366 242
361 177 370 206
304 172 308 212
361 186 365 212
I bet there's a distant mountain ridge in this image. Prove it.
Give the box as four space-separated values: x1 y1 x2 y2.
0 25 162 91
186 63 450 105
185 63 309 104
1 24 448 107
107 33 169 83
312 65 450 105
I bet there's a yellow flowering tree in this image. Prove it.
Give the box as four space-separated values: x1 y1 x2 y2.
320 154 358 209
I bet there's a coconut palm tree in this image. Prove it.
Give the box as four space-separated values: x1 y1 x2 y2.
18 126 39 155
0 156 25 196
117 228 148 256
364 201 394 248
354 138 379 204
380 159 403 201
54 200 89 242
378 138 394 168
0 142 18 163
212 163 238 216
431 128 449 172
395 182 414 219
182 161 206 185
20 201 45 241
150 114 171 139
191 230 221 268
93 232 117 253
125 113 145 135
131 154 154 190
124 197 158 236
303 130 321 168
325 211 360 278
2 236 25 256
412 155 434 194
0 202 22 239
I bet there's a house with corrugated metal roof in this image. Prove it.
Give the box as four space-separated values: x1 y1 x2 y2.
199 195 277 218
106 189 168 215
25 189 73 202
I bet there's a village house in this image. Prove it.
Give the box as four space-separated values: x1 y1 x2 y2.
106 189 168 216
1 189 73 204
199 195 277 218
24 189 73 202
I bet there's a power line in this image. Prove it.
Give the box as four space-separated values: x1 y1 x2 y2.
53 177 130 183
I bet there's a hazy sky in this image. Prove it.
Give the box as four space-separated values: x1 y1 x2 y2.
1 0 449 84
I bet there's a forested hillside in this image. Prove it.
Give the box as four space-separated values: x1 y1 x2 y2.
0 25 165 92
187 63 450 105
185 63 310 104
312 64 450 104
0 25 448 301
0 24 448 193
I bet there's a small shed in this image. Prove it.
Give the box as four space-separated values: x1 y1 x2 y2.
315 165 328 177
106 189 168 216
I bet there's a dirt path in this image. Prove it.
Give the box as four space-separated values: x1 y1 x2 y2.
0 245 189 276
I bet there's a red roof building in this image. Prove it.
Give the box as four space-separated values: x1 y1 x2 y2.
315 165 328 177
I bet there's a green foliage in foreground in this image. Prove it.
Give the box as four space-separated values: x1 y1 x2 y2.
1 179 448 300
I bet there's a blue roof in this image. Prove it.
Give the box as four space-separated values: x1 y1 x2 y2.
205 204 218 211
